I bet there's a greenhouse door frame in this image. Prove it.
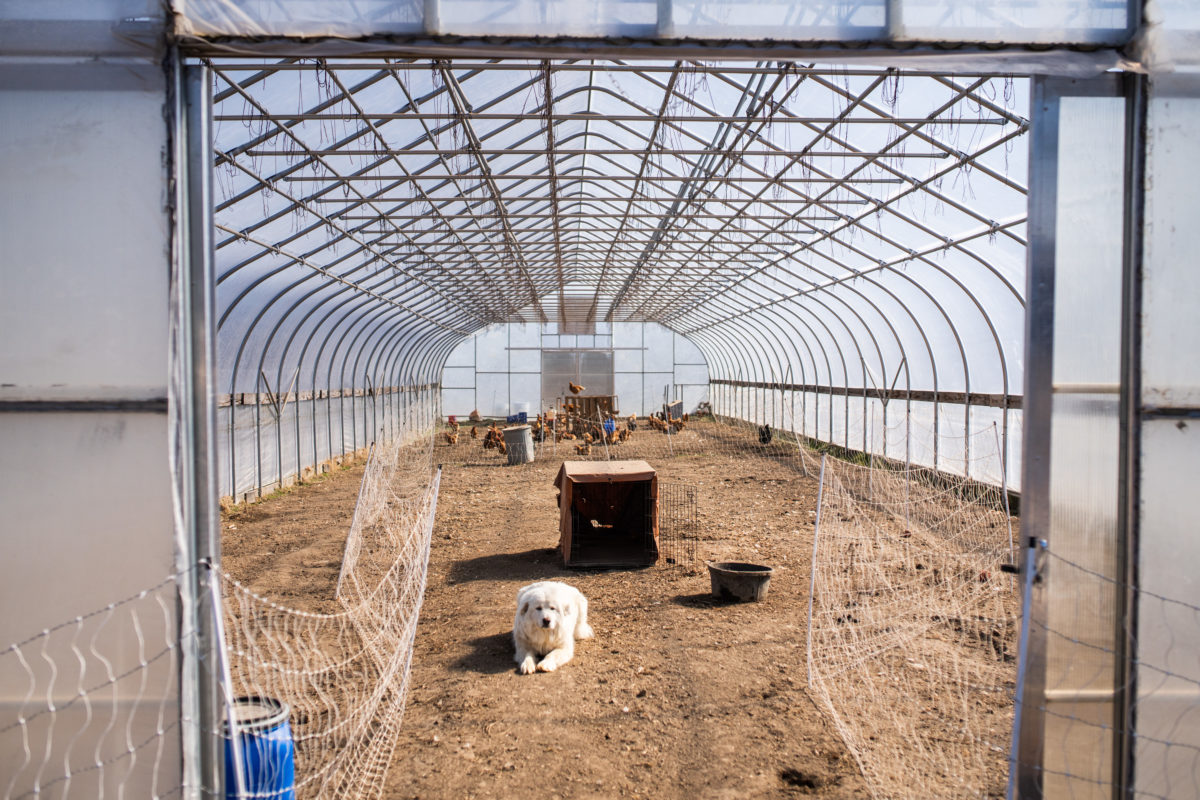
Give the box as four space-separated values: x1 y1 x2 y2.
1014 72 1145 800
172 44 1161 800
176 60 225 798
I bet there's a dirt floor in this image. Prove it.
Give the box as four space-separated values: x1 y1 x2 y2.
222 435 875 799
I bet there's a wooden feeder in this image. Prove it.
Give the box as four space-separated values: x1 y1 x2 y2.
568 394 617 421
554 460 659 569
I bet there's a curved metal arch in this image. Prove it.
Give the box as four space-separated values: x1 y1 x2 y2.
690 292 859 445
211 81 502 317
220 243 470 413
754 285 896 450
232 266 458 485
636 76 1028 323
709 307 828 432
686 299 831 437
210 58 1030 492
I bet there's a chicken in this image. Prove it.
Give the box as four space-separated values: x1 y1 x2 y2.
575 442 591 455
443 431 458 445
618 428 631 443
447 417 460 432
583 432 594 444
470 425 479 439
482 425 504 450
568 381 585 395
498 440 508 456
560 432 576 441
758 423 772 445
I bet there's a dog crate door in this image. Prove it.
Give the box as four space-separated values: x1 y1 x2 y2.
658 482 698 569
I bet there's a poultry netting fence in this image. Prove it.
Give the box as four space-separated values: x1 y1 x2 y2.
216 392 439 799
1 392 441 800
805 431 1019 799
433 399 1019 798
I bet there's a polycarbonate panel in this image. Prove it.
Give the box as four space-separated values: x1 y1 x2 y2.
1142 82 1200 408
0 70 170 398
578 350 615 396
1052 96 1126 388
1135 419 1200 800
640 324 674 372
1042 393 1119 800
1033 89 1126 798
445 340 475 367
643 372 674 410
674 363 708 385
613 373 643 415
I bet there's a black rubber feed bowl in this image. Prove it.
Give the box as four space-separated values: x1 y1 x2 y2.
707 562 775 602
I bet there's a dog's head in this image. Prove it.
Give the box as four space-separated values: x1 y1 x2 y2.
520 590 570 632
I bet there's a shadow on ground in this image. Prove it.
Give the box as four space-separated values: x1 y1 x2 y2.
447 548 565 584
670 591 746 609
451 630 516 674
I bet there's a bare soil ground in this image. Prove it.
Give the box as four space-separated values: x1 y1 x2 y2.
222 436 873 799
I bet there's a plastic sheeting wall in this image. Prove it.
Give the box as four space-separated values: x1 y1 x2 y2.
710 383 1021 491
0 11 183 794
442 321 709 417
218 385 437 502
175 0 1139 48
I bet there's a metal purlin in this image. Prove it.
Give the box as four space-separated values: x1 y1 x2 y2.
210 58 1027 498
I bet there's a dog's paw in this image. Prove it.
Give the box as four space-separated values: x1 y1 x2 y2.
575 622 594 640
535 657 559 673
518 656 537 675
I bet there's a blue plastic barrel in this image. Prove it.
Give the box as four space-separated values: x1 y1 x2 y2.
224 696 296 800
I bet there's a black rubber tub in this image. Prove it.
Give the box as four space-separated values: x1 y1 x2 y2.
706 561 775 602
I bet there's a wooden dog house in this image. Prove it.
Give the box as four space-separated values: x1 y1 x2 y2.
554 460 659 568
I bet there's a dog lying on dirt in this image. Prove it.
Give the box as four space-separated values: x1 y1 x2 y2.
512 581 593 674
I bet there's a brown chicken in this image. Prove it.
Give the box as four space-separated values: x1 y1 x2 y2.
568 381 585 395
470 425 479 439
443 431 458 445
575 442 591 455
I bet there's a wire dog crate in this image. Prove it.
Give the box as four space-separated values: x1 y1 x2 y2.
554 460 658 568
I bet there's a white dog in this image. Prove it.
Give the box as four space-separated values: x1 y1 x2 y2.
512 581 593 674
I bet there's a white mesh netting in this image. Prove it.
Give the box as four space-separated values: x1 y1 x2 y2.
216 393 439 799
805 425 1019 799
